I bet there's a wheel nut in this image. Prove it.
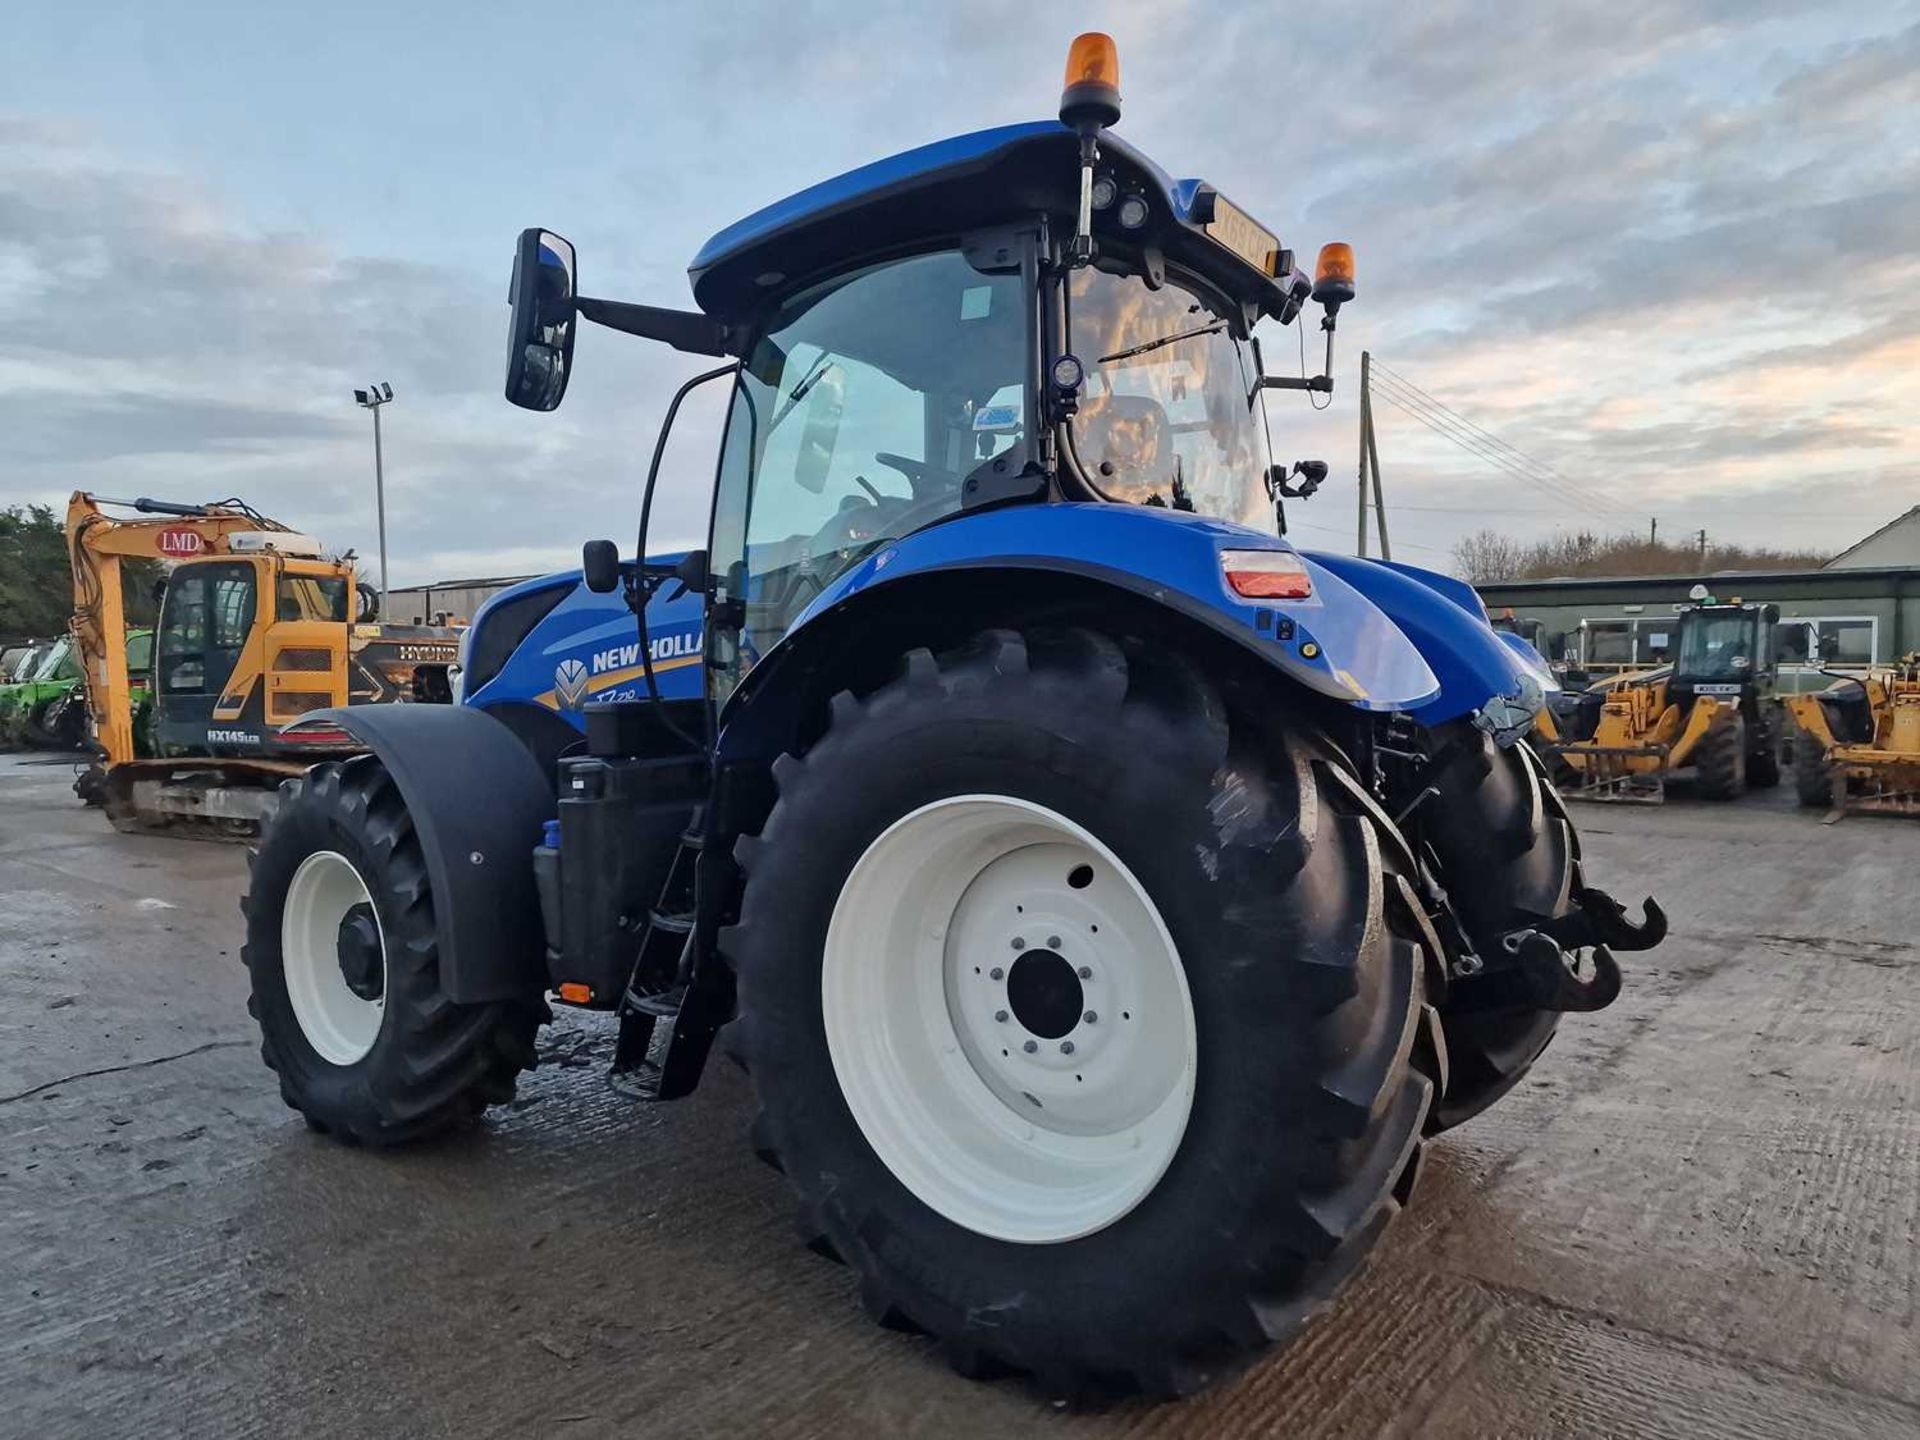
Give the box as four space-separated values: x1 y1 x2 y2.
1060 1041 1075 1055
1023 1039 1038 1054
1083 1010 1097 1024
1010 938 1026 951
1047 935 1062 949
994 1009 1009 1023
990 966 1004 980
1077 966 1092 980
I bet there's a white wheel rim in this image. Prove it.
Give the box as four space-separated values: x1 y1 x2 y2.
822 795 1197 1244
281 849 387 1065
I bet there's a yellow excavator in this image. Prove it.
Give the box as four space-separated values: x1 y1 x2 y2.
67 492 461 836
1784 652 1920 818
1535 591 1783 802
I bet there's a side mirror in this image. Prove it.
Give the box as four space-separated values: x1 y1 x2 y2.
1819 632 1841 662
505 228 578 412
582 539 621 594
673 549 709 595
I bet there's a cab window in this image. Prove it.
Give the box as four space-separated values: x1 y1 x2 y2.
277 575 350 623
708 245 1031 699
159 563 256 695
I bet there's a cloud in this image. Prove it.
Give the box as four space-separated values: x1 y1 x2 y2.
0 0 1915 583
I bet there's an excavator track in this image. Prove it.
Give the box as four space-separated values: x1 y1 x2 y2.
86 759 306 844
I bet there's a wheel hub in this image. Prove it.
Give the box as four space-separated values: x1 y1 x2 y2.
281 849 387 1066
822 796 1196 1244
1005 948 1082 1038
336 903 385 1001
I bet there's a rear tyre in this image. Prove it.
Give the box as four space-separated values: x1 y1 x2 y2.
1420 730 1576 1133
241 756 544 1145
1793 728 1833 809
1693 709 1747 800
723 628 1436 1400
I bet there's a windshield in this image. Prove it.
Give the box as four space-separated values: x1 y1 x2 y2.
709 246 1030 697
30 637 76 682
1066 265 1270 527
1677 611 1757 681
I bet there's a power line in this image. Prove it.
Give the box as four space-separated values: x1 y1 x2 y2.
1368 371 1620 523
1366 374 1602 514
1370 359 1626 514
1369 385 1611 524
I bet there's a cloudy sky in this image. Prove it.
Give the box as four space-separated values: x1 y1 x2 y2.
3 1 1915 582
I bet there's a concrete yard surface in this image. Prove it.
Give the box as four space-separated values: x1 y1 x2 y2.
2 750 1916 1438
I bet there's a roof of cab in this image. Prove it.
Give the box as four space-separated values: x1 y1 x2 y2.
686 120 1304 323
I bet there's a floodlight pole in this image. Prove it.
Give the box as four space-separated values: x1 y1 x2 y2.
355 383 394 616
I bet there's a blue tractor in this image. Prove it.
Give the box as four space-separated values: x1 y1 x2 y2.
243 35 1662 1400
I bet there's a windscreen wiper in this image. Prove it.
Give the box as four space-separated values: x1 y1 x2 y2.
767 353 836 433
1099 320 1226 365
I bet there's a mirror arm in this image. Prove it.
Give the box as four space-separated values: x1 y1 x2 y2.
576 296 734 357
1258 309 1340 394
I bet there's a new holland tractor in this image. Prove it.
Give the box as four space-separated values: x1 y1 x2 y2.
242 36 1662 1400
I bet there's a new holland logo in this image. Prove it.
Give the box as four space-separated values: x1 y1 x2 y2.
554 658 591 709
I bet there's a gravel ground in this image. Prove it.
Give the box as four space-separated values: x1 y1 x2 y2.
2 749 1916 1439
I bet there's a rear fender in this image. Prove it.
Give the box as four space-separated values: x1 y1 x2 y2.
752 504 1439 713
1300 552 1538 726
307 704 553 1004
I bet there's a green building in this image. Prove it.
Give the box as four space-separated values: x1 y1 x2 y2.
1479 563 1919 677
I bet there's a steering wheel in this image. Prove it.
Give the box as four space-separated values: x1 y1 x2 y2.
872 452 957 499
806 486 959 565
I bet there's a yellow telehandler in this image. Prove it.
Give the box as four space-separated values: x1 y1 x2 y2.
1535 591 1782 802
1784 652 1920 818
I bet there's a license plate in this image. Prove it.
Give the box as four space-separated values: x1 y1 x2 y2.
1204 194 1280 277
1692 683 1743 696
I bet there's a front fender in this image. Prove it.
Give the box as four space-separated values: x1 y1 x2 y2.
764 505 1439 712
308 704 552 1004
1300 552 1536 726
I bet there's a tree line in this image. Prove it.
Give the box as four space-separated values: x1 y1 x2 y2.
1451 527 1829 584
1 505 160 645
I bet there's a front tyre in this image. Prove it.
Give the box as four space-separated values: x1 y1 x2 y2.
724 629 1436 1400
1693 707 1747 800
241 757 544 1145
1793 728 1833 808
1420 731 1576 1132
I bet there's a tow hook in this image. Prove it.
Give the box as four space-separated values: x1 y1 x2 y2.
1457 931 1623 1014
1550 886 1668 954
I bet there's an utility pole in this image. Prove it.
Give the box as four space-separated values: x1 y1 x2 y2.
353 382 395 616
1352 353 1393 560
1365 372 1391 561
1650 516 1658 546
1696 528 1708 564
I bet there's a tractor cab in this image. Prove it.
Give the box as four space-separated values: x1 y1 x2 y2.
503 42 1358 711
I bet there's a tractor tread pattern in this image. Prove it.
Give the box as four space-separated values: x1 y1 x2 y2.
722 624 1437 1403
240 757 545 1146
1422 734 1578 1132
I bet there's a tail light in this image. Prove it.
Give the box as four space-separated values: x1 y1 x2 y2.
1220 550 1313 600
